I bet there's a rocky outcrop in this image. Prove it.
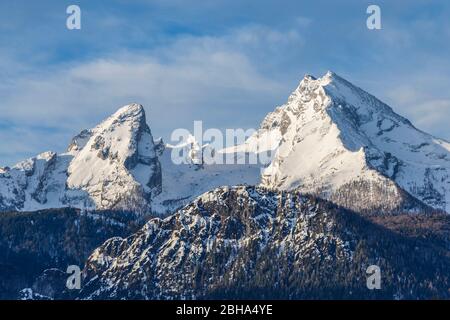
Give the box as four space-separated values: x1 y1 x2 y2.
78 186 450 300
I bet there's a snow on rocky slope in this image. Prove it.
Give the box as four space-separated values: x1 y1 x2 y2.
151 142 260 215
77 186 359 299
1 72 449 214
78 186 450 299
0 104 259 214
0 104 162 212
66 104 162 211
229 71 450 213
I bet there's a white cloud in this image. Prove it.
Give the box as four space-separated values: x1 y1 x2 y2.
0 24 302 165
381 73 450 141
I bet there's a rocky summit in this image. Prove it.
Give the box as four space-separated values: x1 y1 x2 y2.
0 104 162 213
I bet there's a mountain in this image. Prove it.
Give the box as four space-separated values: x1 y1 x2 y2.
76 186 450 300
0 104 259 214
2 72 450 300
229 71 450 213
0 104 162 213
66 104 162 211
1 72 449 215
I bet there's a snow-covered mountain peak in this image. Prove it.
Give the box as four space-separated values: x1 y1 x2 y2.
67 104 147 155
279 71 343 119
72 103 151 162
244 72 450 213
0 104 163 212
113 102 145 117
66 103 162 210
299 70 335 85
103 103 146 132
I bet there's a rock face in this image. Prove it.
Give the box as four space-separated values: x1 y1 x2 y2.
231 72 450 213
78 186 450 300
0 104 162 213
67 104 162 211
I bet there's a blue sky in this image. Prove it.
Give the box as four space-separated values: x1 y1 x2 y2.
1 0 450 165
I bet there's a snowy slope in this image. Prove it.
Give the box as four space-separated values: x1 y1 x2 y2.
151 145 260 214
78 186 450 300
230 72 450 213
0 104 260 214
0 104 162 212
66 104 162 211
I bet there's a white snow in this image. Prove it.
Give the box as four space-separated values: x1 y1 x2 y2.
231 71 450 212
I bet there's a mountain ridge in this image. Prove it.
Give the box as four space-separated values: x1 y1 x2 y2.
0 104 162 212
234 71 450 213
77 186 450 300
1 71 449 214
